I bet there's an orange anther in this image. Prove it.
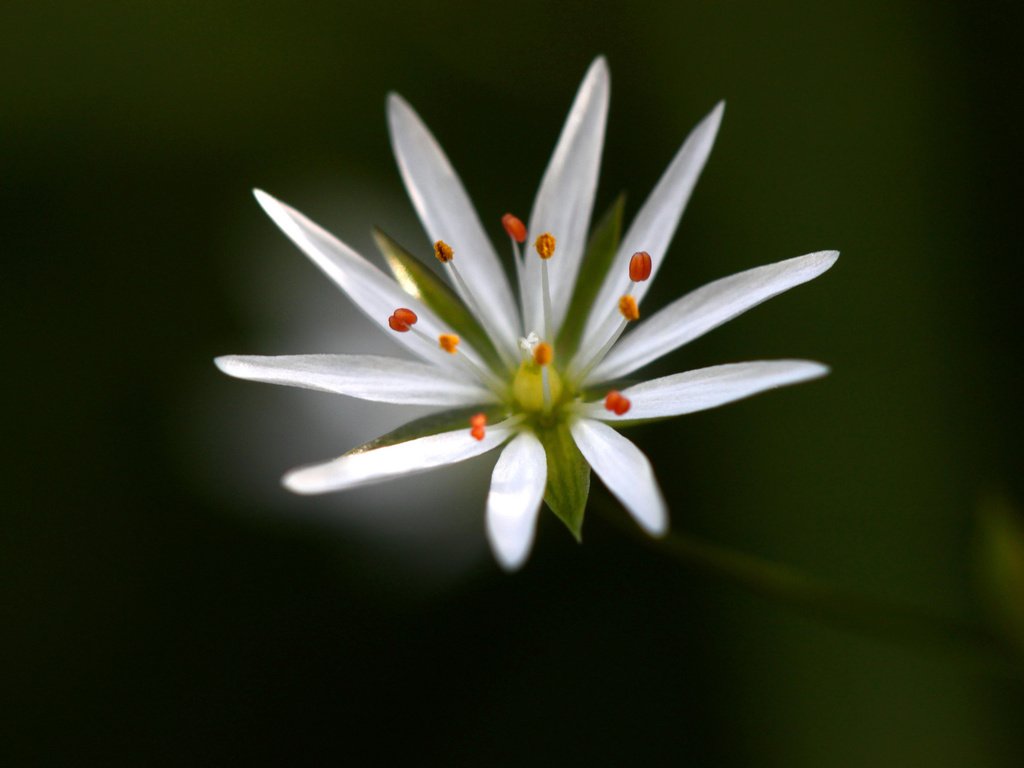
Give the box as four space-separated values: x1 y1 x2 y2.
629 251 653 282
533 341 553 366
387 307 418 332
434 239 454 263
439 333 460 354
604 390 631 416
618 295 640 322
469 413 487 440
501 213 527 243
535 232 556 259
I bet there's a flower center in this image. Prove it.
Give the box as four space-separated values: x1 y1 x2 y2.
386 220 654 435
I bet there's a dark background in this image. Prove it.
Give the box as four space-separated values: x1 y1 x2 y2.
4 1 1023 764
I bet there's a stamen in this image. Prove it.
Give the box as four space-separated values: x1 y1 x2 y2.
433 239 454 263
470 412 487 441
618 295 640 322
573 295 641 383
533 341 553 367
387 307 418 332
604 390 631 416
534 341 554 411
629 251 652 282
535 232 556 342
534 233 556 259
439 333 460 354
434 235 516 371
502 213 527 243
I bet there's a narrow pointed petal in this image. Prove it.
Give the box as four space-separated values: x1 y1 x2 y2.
253 190 488 372
486 431 547 571
570 418 667 536
214 354 496 406
577 102 724 359
387 94 520 361
284 421 514 495
583 360 829 421
586 250 839 383
522 57 610 335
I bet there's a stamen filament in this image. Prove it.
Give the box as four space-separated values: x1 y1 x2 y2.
534 233 556 344
434 238 516 371
541 259 553 343
573 296 640 383
404 324 503 390
541 365 552 412
534 341 554 413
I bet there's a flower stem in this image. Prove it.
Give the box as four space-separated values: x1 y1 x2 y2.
593 496 1018 674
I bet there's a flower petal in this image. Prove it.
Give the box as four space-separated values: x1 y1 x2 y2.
253 190 489 373
387 94 520 363
283 421 514 495
582 360 829 421
522 56 610 336
577 102 724 360
570 418 667 536
486 431 547 571
214 354 496 406
586 250 839 383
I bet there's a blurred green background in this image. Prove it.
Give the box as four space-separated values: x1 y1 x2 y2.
4 0 1023 764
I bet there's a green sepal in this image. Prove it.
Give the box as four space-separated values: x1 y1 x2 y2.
373 228 504 371
556 193 625 358
345 404 508 456
537 422 591 541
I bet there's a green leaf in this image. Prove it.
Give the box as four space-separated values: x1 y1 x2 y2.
975 494 1024 655
537 422 591 540
556 194 625 358
346 404 508 455
373 228 504 371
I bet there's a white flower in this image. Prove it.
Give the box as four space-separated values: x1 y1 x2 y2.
215 57 837 571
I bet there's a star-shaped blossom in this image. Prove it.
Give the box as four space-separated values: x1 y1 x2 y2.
216 57 837 570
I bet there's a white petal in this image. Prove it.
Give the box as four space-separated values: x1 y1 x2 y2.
485 431 547 571
387 94 520 362
284 421 514 495
587 250 839 383
253 189 489 373
214 354 496 406
570 418 667 536
582 360 829 421
522 57 610 335
577 102 724 359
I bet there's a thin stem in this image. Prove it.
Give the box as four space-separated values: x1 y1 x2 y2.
593 495 1016 672
540 259 553 343
573 316 630 384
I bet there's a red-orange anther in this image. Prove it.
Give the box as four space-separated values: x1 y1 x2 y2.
535 232 556 259
387 307 418 332
604 390 631 416
470 413 487 441
434 239 454 263
629 251 653 282
501 213 527 243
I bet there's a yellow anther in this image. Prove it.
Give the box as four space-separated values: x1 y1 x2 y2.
533 342 553 367
618 295 640 322
535 232 556 260
438 333 460 354
433 240 454 263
